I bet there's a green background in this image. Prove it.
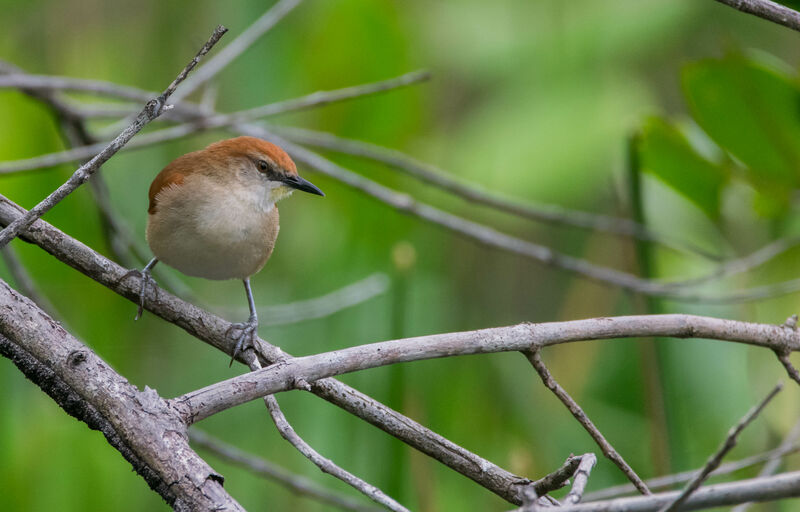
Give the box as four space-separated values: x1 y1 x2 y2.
1 0 800 510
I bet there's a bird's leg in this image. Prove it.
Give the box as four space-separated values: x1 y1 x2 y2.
227 278 258 366
119 258 159 320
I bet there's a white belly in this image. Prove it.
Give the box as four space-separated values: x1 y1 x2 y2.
146 178 279 280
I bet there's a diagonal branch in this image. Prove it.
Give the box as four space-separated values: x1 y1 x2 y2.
531 455 583 496
730 418 800 512
776 351 800 386
1 245 60 319
525 350 650 495
0 25 228 248
245 356 408 512
564 454 597 505
554 471 800 511
713 0 800 33
271 125 717 260
584 440 800 500
264 394 407 512
190 429 381 512
0 70 431 175
258 132 800 302
170 0 302 103
658 383 783 512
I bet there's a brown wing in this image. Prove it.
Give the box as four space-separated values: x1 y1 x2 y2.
148 152 198 214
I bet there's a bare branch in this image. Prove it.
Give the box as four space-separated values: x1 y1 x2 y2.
0 73 154 102
171 0 302 102
658 383 783 512
0 70 431 175
255 273 389 326
531 455 583 495
661 237 800 289
553 471 800 511
246 357 408 512
173 309 800 422
0 194 531 505
713 0 800 33
526 351 650 495
1 245 59 319
585 441 800 500
272 126 717 260
190 429 381 512
776 351 800 386
0 280 243 510
257 133 787 301
265 394 407 512
730 418 800 512
98 0 305 136
0 25 228 248
565 454 597 505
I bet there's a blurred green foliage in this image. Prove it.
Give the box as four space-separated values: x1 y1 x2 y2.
1 1 800 511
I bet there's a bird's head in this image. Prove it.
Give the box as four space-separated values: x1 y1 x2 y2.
205 136 324 203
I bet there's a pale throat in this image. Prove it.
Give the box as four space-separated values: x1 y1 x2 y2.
260 182 293 211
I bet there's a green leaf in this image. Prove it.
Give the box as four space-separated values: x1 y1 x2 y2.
639 117 727 219
682 55 800 191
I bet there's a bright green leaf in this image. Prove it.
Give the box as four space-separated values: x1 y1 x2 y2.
639 117 727 219
682 56 800 191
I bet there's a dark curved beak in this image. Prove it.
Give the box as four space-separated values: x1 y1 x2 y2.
283 174 324 197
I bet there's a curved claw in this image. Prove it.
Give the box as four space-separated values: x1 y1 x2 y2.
119 258 158 321
135 271 157 321
227 319 258 366
118 268 157 320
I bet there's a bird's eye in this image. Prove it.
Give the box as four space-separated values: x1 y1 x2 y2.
257 160 269 172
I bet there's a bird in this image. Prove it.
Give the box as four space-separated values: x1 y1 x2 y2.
132 136 324 363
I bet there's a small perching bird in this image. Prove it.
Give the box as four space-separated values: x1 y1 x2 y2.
134 136 324 362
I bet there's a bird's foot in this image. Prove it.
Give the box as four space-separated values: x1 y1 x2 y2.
119 268 157 321
227 316 258 366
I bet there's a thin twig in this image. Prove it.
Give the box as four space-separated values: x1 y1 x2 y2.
661 236 800 289
100 0 305 136
730 418 800 512
713 0 800 33
172 0 302 103
553 471 800 512
657 383 783 512
254 273 389 326
776 351 800 386
756 418 800 477
190 429 379 512
531 455 583 495
269 134 697 296
525 350 651 495
584 441 800 500
0 73 155 102
247 357 408 512
564 454 597 505
1 246 60 319
50 86 198 299
272 126 718 260
0 70 431 175
0 25 228 248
